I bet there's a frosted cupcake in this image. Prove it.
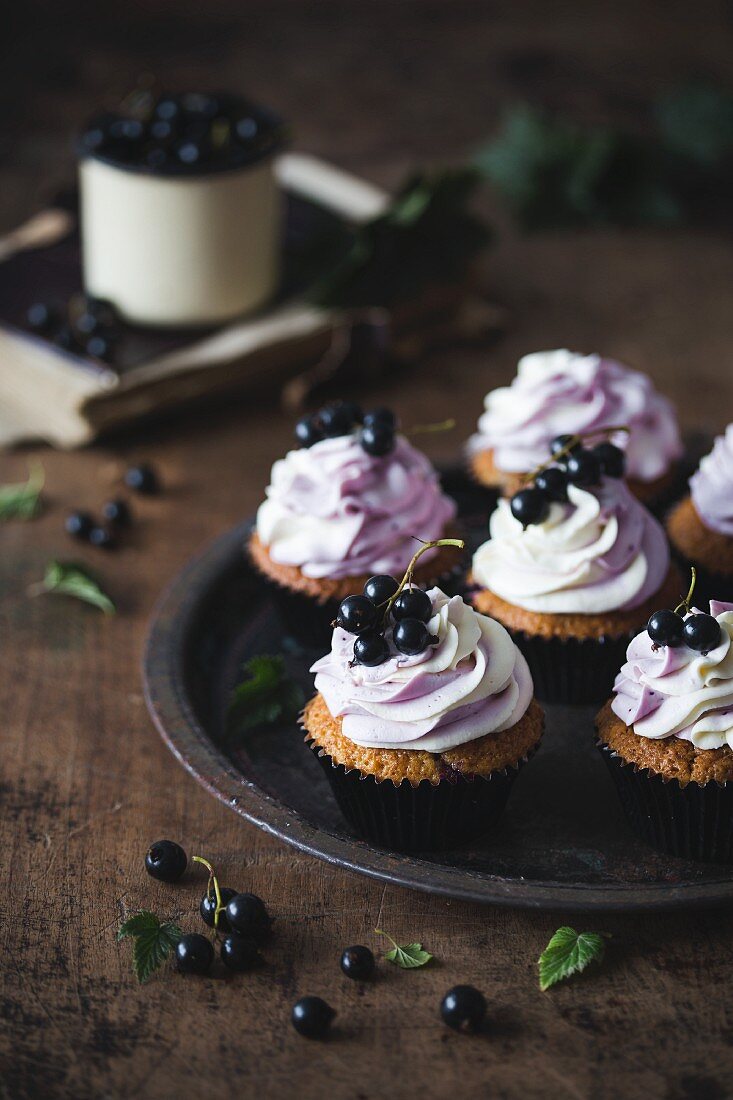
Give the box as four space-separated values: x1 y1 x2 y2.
666 425 733 605
304 579 544 851
250 402 459 645
597 593 733 862
467 350 683 506
471 436 680 703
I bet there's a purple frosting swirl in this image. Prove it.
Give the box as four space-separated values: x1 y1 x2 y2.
690 424 733 537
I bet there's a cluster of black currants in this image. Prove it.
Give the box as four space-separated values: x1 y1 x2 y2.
80 92 284 173
64 464 159 550
510 433 627 529
26 294 120 363
295 401 398 458
145 840 272 976
337 573 438 667
647 570 721 655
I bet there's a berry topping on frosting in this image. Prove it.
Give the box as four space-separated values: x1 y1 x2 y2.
295 401 398 459
646 569 722 655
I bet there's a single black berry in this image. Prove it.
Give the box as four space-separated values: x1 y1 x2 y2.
124 463 159 494
534 466 569 502
319 402 359 438
291 996 336 1039
53 323 79 352
65 511 94 541
393 618 435 656
220 934 260 972
363 407 397 431
337 594 377 634
391 588 433 623
295 415 324 448
340 945 375 981
199 886 237 932
74 296 118 335
176 933 214 975
566 448 602 487
85 334 114 361
360 423 395 457
363 574 399 605
102 498 131 527
592 441 626 479
683 613 722 654
88 525 115 550
353 632 390 667
145 839 187 883
224 893 272 944
440 985 487 1033
550 434 581 461
26 302 58 333
647 608 685 647
155 96 181 122
510 487 550 528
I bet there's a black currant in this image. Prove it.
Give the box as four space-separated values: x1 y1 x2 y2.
340 401 364 425
176 933 214 975
224 893 273 944
683 613 722 654
26 302 58 333
88 525 115 550
102 498 131 526
391 587 433 623
220 934 260 972
534 466 569 502
75 296 118 335
647 608 684 647
340 945 375 981
145 839 187 883
337 594 377 634
294 416 324 448
566 448 602 487
53 323 79 352
199 886 237 932
550 434 581 461
360 423 395 457
440 985 487 1033
291 996 336 1040
124 463 159 494
592 441 626 479
353 632 390 667
393 618 435 656
155 96 181 122
85 334 114 361
319 402 358 438
510 487 550 528
64 511 94 541
363 407 397 431
363 574 399 605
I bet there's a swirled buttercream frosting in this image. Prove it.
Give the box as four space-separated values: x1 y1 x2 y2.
310 588 533 752
611 601 733 749
468 349 682 483
690 425 733 537
256 434 457 579
472 478 670 614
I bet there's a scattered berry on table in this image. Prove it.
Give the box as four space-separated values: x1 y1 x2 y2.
26 302 58 333
510 487 550 528
647 608 685 647
337 594 377 634
200 886 237 931
224 892 273 943
125 463 159 495
220 934 260 972
64 511 94 541
340 945 375 981
363 574 399 605
102 498 131 527
176 933 214 975
291 996 336 1039
391 588 433 623
145 839 187 883
353 632 390 667
440 985 487 1033
88 525 115 550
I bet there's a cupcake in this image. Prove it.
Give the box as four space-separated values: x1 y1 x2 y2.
471 437 681 703
250 402 459 646
666 425 733 605
597 597 733 862
467 349 683 507
304 582 544 851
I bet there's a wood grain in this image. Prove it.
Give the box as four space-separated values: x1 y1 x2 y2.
3 2 733 1098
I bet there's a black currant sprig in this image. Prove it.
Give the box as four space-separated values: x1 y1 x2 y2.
510 425 630 529
294 402 456 460
192 855 225 931
647 568 722 654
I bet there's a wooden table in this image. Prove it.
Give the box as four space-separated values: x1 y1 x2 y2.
3 3 733 1098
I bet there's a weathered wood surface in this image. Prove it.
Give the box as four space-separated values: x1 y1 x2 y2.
3 3 733 1098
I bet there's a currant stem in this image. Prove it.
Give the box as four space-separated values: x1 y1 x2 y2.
408 418 456 436
192 855 223 932
381 538 465 617
674 567 697 616
521 424 631 486
374 928 399 950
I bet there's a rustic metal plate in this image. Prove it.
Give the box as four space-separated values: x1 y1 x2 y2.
143 470 733 911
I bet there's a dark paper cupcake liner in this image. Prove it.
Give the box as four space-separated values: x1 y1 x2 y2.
308 739 532 852
598 741 733 863
509 629 633 705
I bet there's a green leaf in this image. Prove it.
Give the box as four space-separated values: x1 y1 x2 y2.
656 82 733 166
538 926 607 991
0 463 44 520
118 910 182 983
36 560 115 614
375 929 433 969
227 654 304 739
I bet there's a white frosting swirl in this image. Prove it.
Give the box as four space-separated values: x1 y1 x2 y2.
311 588 533 752
472 478 670 614
468 349 682 483
612 602 733 750
256 434 456 580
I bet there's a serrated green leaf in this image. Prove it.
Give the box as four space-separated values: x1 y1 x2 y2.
227 655 304 739
0 463 44 521
538 926 606 991
38 560 115 614
118 910 182 983
375 929 433 969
